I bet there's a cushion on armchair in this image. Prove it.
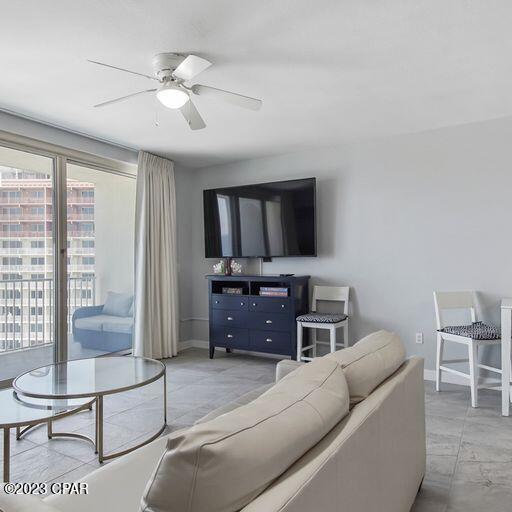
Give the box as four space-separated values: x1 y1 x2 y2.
102 292 133 317
103 317 134 334
74 314 113 331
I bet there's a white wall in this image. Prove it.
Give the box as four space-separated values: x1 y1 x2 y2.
177 116 512 372
0 111 137 164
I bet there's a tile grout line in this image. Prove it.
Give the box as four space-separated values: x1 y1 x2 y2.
444 397 470 507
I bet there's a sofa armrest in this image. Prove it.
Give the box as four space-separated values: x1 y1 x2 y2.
0 492 61 512
72 305 104 323
275 359 304 382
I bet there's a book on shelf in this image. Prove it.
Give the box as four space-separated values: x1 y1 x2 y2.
259 290 288 297
222 287 244 295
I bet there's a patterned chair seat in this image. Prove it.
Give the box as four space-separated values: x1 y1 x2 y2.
439 321 501 341
296 312 348 323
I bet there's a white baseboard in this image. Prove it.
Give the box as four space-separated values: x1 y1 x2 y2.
179 339 208 350
178 339 198 351
424 369 500 391
178 339 289 360
178 343 501 391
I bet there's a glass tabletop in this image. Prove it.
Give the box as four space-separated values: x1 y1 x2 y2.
0 389 91 428
13 356 165 399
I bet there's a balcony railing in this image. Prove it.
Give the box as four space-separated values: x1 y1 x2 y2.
0 275 95 354
67 197 95 204
0 196 50 204
1 231 53 237
67 214 94 221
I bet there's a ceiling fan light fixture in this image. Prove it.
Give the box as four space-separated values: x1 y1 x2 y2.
156 83 189 109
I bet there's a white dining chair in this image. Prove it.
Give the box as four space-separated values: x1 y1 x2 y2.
296 286 349 362
434 291 502 408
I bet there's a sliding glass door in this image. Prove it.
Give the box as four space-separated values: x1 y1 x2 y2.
66 163 136 360
0 139 136 384
0 145 56 382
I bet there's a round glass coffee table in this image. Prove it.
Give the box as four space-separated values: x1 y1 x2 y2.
13 356 166 463
0 389 93 482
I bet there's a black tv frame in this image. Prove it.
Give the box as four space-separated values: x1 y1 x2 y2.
203 177 317 259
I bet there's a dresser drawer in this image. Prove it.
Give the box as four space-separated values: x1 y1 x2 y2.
211 326 249 349
249 297 291 313
249 330 291 355
249 312 290 332
212 309 248 328
211 294 248 310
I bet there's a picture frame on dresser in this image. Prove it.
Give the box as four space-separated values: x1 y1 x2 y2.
206 274 310 359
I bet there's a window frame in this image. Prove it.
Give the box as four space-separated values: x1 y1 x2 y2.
0 130 136 387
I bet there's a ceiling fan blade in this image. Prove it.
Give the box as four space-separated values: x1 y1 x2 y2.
191 84 262 111
179 99 206 130
94 89 157 108
172 55 212 81
87 60 158 81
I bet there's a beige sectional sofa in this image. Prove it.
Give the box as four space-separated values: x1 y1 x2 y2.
0 330 425 512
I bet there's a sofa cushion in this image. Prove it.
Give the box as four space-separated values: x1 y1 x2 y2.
1 491 61 512
195 384 272 425
327 330 405 406
102 291 133 317
141 357 349 512
74 314 113 331
276 359 304 381
103 316 134 334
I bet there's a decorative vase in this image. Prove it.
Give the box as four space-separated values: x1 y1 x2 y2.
224 257 232 276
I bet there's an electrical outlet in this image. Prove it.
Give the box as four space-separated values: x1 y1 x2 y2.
415 332 423 344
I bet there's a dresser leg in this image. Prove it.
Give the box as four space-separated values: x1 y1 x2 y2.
226 348 232 353
209 345 215 359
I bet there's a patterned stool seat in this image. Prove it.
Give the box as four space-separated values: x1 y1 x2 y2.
439 321 501 341
296 312 348 323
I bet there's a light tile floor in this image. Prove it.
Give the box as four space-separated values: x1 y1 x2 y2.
2 348 511 511
1 348 276 485
413 381 512 512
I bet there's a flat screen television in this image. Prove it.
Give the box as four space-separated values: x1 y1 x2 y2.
203 177 316 258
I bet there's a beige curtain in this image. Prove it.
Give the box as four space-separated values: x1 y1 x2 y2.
133 151 179 358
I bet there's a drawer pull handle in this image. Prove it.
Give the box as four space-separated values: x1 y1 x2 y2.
265 320 272 324
252 303 257 306
227 334 233 339
266 338 272 343
227 316 234 321
240 302 245 306
281 304 285 308
215 300 220 304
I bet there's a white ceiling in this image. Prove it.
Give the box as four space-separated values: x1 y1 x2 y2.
1 0 512 168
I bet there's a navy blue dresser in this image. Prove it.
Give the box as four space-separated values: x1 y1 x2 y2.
206 275 310 359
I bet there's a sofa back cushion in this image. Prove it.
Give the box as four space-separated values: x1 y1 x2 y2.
327 330 405 406
102 291 133 317
141 357 350 512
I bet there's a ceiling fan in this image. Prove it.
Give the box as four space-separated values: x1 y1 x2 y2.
88 53 263 130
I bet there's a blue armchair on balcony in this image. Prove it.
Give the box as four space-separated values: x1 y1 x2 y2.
72 292 134 353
